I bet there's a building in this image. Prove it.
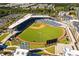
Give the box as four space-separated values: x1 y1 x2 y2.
63 47 79 56
67 20 79 50
58 11 74 21
55 43 72 56
70 20 79 42
20 42 29 50
13 48 29 56
13 41 29 56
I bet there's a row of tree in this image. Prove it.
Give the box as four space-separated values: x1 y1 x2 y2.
0 4 78 17
0 4 77 33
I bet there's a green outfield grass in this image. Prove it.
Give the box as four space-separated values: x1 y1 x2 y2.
18 22 64 42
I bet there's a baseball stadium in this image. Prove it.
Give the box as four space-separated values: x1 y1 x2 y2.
6 14 69 49
0 14 70 55
1 14 70 55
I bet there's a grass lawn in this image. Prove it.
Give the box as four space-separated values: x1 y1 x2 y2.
45 45 55 54
6 47 16 50
36 45 55 55
5 41 10 46
5 38 22 46
59 37 70 44
0 33 9 41
29 44 45 49
18 22 64 42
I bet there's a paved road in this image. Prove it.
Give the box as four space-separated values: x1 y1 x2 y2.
1 31 19 44
65 25 77 50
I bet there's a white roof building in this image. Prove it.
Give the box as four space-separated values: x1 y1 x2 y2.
13 48 29 56
8 14 32 29
55 43 72 56
64 47 79 56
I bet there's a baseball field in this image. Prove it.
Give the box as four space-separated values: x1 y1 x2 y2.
18 22 65 42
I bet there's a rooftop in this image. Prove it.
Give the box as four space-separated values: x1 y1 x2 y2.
8 14 32 29
64 48 79 56
71 20 79 33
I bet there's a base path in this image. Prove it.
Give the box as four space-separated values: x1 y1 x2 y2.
30 24 46 30
16 36 25 42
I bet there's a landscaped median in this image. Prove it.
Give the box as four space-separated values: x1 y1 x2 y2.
0 32 9 42
36 45 55 55
59 37 70 44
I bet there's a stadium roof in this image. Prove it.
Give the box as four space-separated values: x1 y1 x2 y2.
8 14 52 29
8 14 32 29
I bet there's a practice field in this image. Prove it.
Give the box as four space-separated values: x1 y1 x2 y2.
18 22 64 42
